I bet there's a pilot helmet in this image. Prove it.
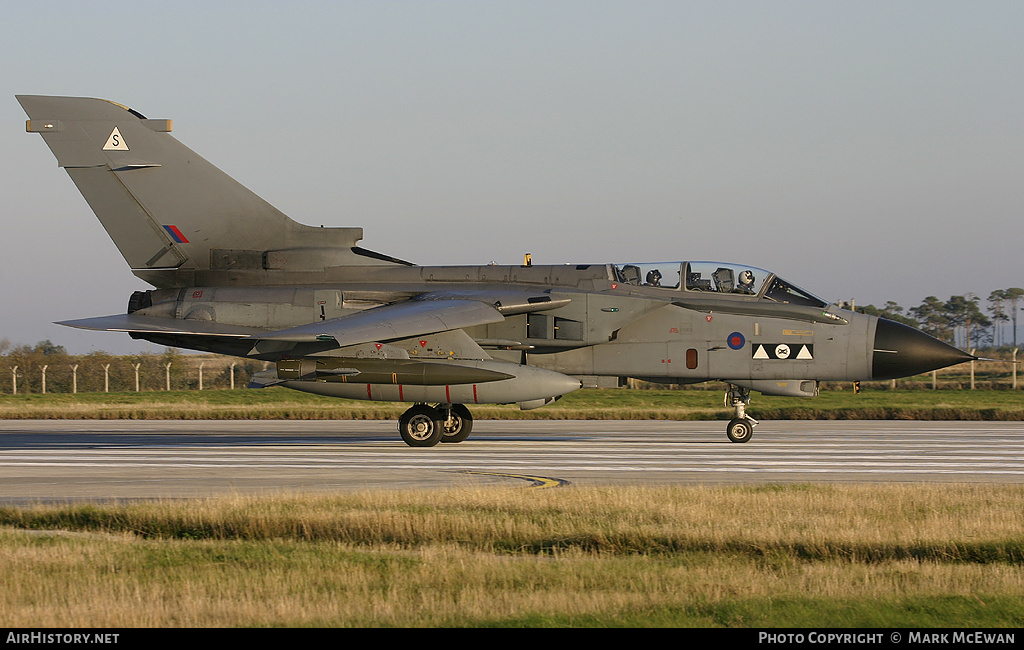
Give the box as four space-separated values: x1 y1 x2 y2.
739 270 755 286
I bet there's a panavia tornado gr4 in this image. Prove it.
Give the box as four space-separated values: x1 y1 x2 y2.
18 95 975 446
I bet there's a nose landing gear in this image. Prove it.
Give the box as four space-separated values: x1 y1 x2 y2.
725 385 758 443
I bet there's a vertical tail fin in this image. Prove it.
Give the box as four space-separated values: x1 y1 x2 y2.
19 96 403 287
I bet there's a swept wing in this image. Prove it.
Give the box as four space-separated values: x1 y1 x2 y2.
59 298 506 348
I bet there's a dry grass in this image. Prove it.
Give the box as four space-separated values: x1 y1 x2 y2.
2 484 1023 627
0 387 1022 421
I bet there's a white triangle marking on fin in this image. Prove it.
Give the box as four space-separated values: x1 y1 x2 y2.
103 126 129 151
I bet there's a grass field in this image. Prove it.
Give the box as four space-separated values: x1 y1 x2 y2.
0 386 1022 420
1 387 1021 627
1 485 1023 627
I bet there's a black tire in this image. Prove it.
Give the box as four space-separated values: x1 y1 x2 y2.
726 418 754 443
399 405 443 447
440 404 474 443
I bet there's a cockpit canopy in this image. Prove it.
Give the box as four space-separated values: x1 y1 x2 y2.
611 261 828 308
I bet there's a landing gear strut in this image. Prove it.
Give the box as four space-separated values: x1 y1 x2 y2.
398 403 474 447
439 404 473 443
725 384 758 443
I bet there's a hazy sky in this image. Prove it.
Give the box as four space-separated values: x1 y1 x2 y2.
2 1 1022 354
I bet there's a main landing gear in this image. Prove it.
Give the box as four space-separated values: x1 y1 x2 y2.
725 384 758 443
398 403 474 447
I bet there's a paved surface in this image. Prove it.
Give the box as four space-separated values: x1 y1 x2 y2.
0 420 1022 502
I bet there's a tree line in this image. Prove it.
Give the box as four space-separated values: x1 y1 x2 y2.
4 288 1022 394
851 288 1024 350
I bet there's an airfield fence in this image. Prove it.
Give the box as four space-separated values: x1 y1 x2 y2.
2 353 269 395
1 352 1020 395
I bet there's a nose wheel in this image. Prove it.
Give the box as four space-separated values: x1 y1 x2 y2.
725 385 758 443
726 417 755 443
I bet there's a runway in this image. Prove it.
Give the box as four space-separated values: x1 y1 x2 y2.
0 420 1022 502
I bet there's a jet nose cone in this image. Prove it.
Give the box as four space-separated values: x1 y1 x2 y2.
872 318 975 380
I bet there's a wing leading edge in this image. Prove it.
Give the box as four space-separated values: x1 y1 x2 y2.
58 298 506 349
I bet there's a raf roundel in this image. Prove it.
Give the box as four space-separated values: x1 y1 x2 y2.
727 332 745 350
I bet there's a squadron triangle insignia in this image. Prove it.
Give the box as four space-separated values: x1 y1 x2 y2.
103 126 129 151
752 344 813 360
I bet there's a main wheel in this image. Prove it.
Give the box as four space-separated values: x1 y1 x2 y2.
440 404 474 443
399 405 443 447
726 418 754 443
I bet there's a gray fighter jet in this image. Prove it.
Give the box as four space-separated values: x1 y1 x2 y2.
18 95 975 446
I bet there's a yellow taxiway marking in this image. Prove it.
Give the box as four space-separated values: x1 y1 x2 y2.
461 471 568 489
